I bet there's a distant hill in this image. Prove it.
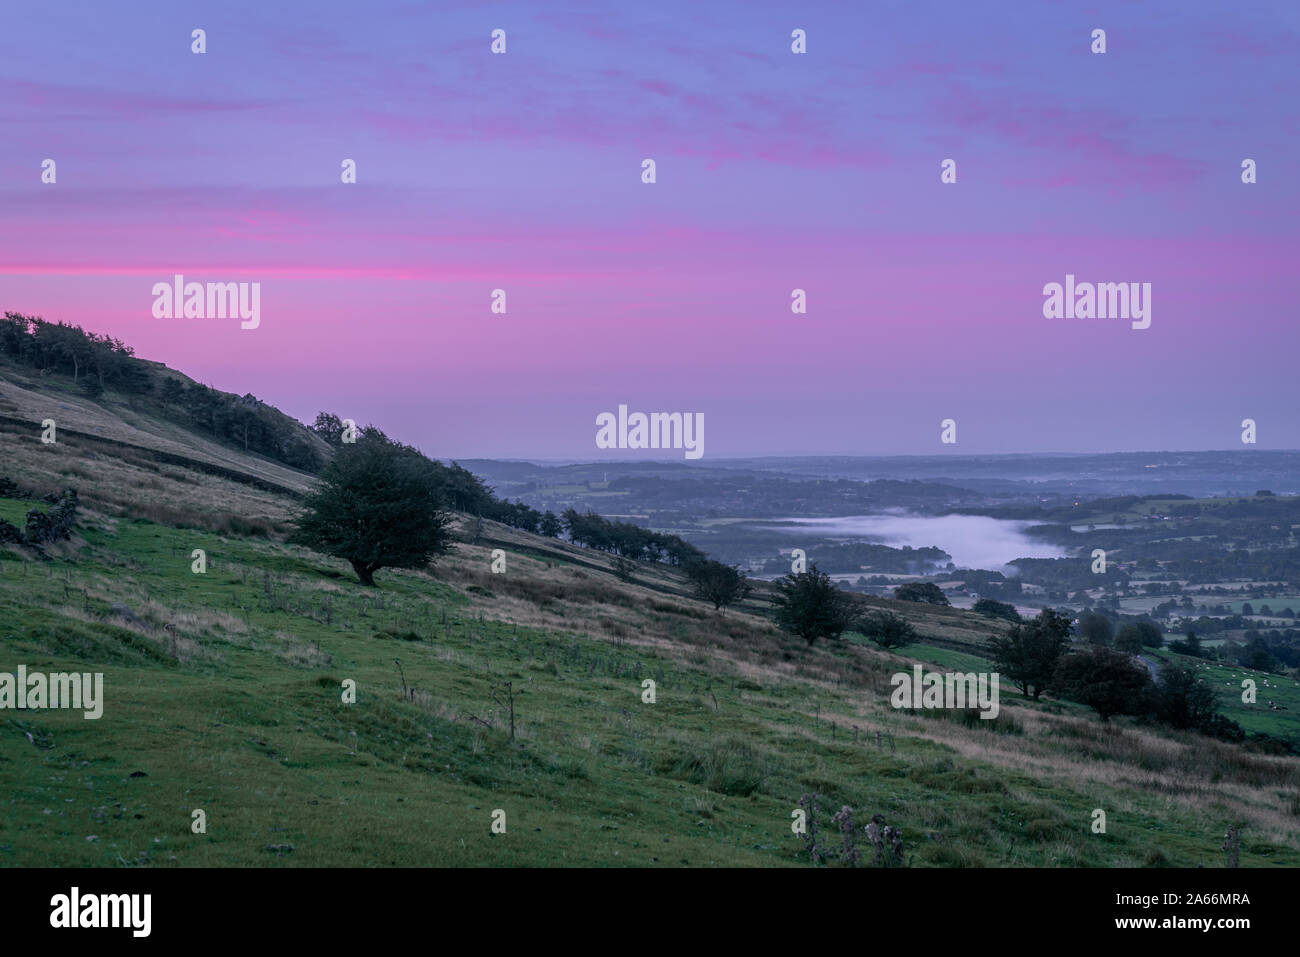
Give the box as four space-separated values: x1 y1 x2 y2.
0 313 330 479
1 319 331 534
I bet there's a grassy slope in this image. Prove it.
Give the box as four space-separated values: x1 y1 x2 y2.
2 386 1299 868
1147 653 1300 739
0 358 326 497
925 617 1300 742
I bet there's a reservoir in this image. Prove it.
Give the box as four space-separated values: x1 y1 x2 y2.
758 513 1068 572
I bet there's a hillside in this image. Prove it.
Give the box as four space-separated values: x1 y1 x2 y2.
0 317 330 486
2 370 1298 867
0 353 326 534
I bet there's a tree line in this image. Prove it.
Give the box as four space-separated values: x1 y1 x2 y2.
759 564 1293 753
2 313 325 472
1 312 146 394
559 509 705 567
983 608 1293 749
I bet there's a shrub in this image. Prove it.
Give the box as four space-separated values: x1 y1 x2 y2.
685 559 751 610
669 738 772 796
973 598 1020 622
771 564 853 645
986 608 1072 700
857 610 916 649
893 582 949 606
290 428 452 586
1052 646 1154 721
1154 665 1220 731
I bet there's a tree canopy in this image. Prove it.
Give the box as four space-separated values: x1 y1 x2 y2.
686 560 752 611
290 428 453 585
1078 611 1115 645
1051 646 1153 722
1154 665 1220 731
986 608 1073 700
772 564 854 645
893 582 950 606
857 610 916 649
973 597 1020 622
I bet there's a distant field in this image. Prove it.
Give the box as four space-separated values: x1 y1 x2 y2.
1216 598 1300 616
1153 652 1300 738
1115 597 1170 614
535 485 629 498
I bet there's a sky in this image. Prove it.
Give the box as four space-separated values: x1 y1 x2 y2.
1 0 1297 460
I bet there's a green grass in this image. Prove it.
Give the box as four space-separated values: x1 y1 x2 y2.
0 498 40 526
904 643 995 674
2 517 1298 867
1152 651 1300 739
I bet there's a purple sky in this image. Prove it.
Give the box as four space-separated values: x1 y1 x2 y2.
2 0 1298 460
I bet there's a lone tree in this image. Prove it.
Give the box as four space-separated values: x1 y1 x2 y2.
986 608 1072 700
291 428 453 585
1115 619 1164 652
1154 665 1220 731
538 511 562 538
1114 624 1144 653
1078 611 1114 645
686 559 752 612
857 610 916 649
973 597 1020 622
893 582 949 606
1133 619 1164 648
311 411 348 447
772 563 854 645
1051 645 1154 722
